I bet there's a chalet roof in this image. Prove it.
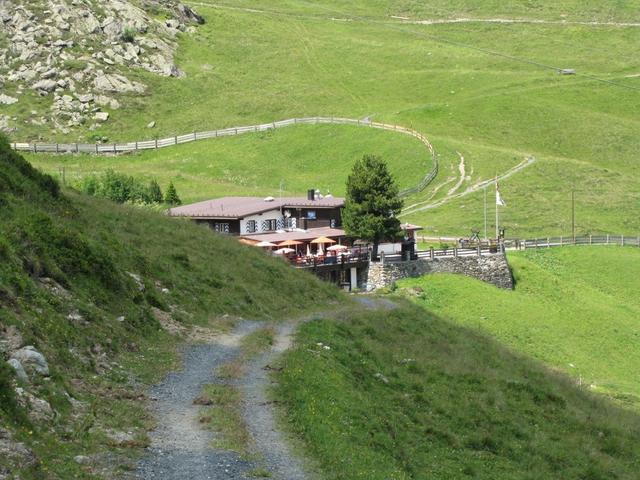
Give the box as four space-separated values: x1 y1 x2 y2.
168 196 345 219
240 227 346 244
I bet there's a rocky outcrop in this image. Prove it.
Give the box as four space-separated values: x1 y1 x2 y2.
0 0 204 135
11 346 50 377
367 254 514 290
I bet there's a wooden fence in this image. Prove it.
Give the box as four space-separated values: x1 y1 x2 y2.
10 116 438 197
383 234 639 264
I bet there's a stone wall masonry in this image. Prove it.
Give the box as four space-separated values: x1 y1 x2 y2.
366 254 514 290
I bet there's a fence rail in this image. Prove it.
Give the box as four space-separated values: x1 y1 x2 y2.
11 116 438 197
381 234 639 264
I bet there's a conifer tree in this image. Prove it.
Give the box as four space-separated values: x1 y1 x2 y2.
342 154 403 259
164 181 181 206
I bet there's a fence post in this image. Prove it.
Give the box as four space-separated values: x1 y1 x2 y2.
113 143 116 153
155 138 158 148
477 245 481 257
589 235 592 245
75 143 79 153
214 130 218 138
453 247 458 258
560 236 563 246
621 235 624 246
547 237 550 248
95 143 98 154
174 135 178 145
234 128 237 135
56 143 59 154
135 141 138 151
193 132 197 141
430 247 434 260
33 143 37 153
606 234 609 244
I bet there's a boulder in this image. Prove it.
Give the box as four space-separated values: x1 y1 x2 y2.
94 111 109 122
75 93 94 103
7 359 28 383
31 79 57 92
0 94 18 105
11 346 49 376
93 72 145 93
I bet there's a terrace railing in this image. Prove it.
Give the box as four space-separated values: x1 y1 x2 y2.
381 234 639 264
11 116 438 197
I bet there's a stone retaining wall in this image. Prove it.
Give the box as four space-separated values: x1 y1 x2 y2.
366 254 514 290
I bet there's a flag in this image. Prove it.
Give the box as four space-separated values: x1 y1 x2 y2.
496 181 506 206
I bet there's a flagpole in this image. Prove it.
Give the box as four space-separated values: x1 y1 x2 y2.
495 177 499 240
483 186 487 240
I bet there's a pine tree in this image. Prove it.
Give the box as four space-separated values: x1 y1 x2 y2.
148 179 163 204
342 154 403 259
164 181 181 206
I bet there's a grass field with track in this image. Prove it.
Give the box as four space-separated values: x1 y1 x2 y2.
23 0 640 236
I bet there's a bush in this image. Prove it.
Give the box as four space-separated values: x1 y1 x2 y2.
122 27 137 43
77 170 166 205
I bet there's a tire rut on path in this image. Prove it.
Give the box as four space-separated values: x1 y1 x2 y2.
136 321 262 480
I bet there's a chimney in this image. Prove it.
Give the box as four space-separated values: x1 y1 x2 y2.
307 189 315 201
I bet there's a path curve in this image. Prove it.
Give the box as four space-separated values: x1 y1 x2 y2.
401 156 535 216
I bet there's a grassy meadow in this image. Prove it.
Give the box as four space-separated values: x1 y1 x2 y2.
17 0 638 236
398 246 640 406
26 124 432 202
275 301 640 479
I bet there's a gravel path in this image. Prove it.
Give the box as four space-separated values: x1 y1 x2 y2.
242 322 309 480
136 321 262 480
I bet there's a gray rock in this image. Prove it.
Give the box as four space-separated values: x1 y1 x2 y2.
93 72 145 93
7 359 28 382
31 79 57 92
147 121 156 128
40 68 58 79
0 94 18 105
11 346 49 376
75 93 94 103
94 111 109 122
74 455 91 465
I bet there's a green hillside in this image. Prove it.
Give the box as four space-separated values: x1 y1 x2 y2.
275 300 640 479
397 246 640 406
23 0 640 236
26 124 432 203
0 137 339 478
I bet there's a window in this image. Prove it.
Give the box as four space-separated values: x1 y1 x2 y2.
214 223 230 234
246 220 257 233
307 210 317 220
261 219 277 231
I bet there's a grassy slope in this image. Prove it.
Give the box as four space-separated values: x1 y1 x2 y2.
26 124 432 203
397 246 640 406
21 1 640 236
0 139 340 478
275 302 640 480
